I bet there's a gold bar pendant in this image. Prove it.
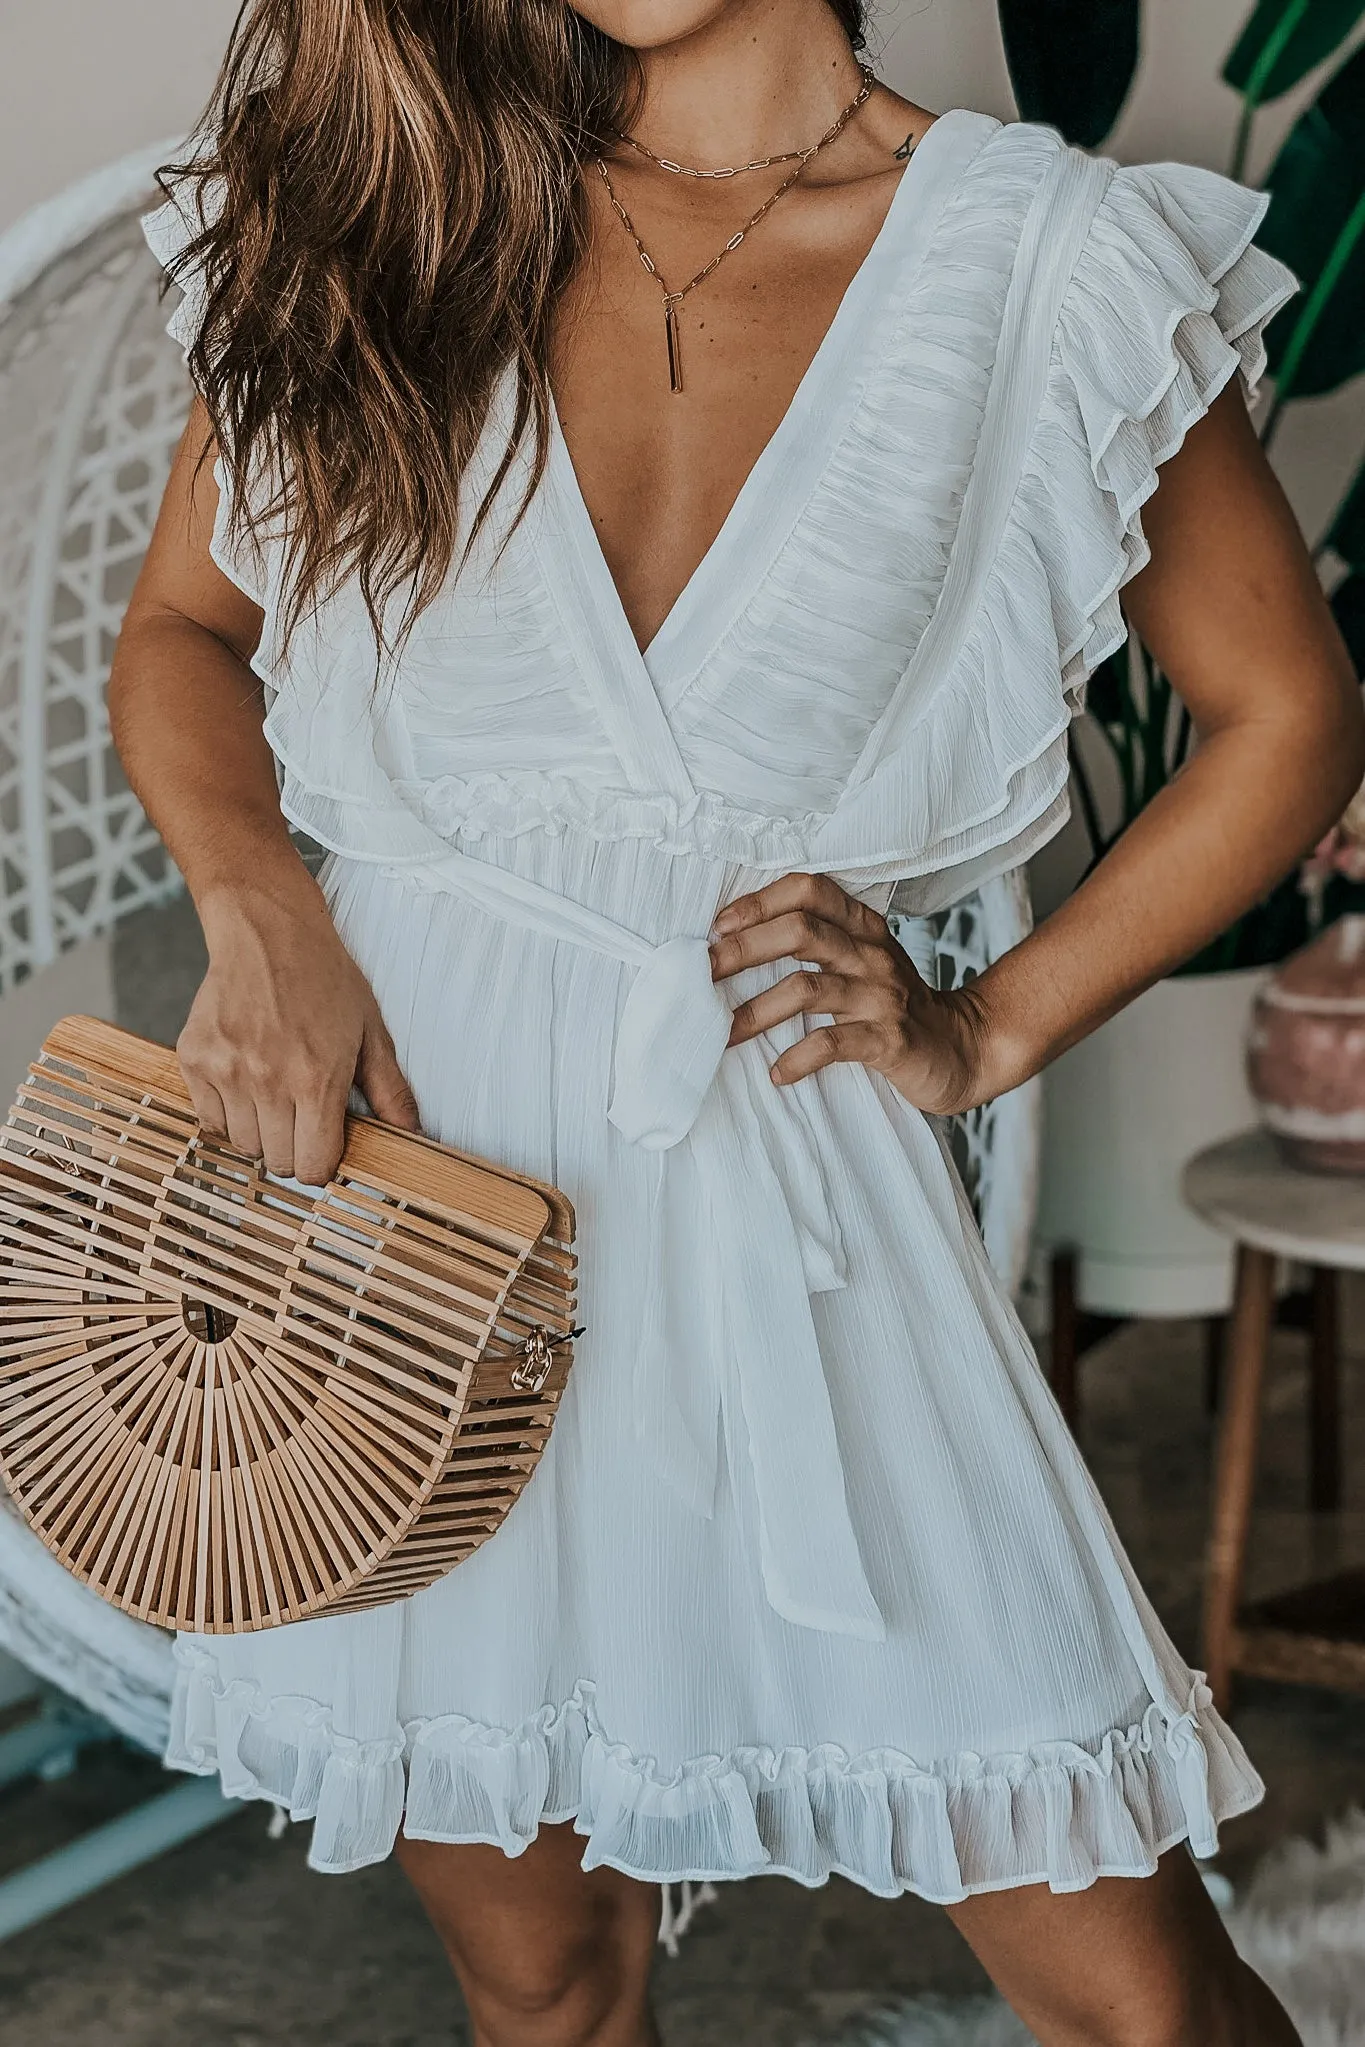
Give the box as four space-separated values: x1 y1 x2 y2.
665 301 684 395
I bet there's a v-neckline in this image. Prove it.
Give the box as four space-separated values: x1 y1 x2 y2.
537 108 998 790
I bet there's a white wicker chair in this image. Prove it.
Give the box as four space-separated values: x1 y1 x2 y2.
0 144 226 1944
0 144 1041 1937
0 144 189 993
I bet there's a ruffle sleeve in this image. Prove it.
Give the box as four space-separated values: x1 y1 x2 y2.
142 168 273 612
141 169 219 367
1026 158 1300 695
823 151 1300 913
145 166 516 883
142 167 556 877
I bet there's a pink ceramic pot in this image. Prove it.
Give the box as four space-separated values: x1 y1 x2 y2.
1247 915 1365 1173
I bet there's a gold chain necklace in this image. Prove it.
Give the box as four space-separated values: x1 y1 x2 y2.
595 64 876 395
618 135 805 180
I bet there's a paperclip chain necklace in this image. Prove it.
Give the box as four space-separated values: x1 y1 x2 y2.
618 134 805 179
595 64 876 395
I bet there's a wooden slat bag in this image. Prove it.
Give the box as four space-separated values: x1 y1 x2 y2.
0 1018 579 1634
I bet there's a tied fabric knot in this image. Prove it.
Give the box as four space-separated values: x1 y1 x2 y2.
606 934 847 1289
393 848 885 1643
606 937 731 1151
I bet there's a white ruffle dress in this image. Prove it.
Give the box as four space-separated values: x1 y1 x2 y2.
141 111 1297 1895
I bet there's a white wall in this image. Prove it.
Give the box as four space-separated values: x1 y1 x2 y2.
0 1 239 235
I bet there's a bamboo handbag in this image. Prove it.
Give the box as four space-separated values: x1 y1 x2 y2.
0 1017 579 1634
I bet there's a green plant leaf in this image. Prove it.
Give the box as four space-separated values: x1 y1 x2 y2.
1085 650 1129 725
1224 0 1365 105
1332 570 1365 673
1258 44 1365 398
997 0 1141 147
1328 461 1365 567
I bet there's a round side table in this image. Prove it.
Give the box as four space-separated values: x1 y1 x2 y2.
1184 1128 1362 1710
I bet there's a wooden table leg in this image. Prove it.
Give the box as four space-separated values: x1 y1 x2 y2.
1310 1265 1341 1515
1202 1244 1276 1713
1203 1315 1225 1416
1050 1248 1080 1431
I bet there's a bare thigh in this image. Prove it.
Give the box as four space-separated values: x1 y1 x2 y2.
947 1845 1300 2047
395 1822 660 2047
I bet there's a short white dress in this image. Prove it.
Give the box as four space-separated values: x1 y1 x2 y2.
142 111 1297 1896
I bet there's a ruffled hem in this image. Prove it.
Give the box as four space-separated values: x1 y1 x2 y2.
399 770 823 864
167 1649 1263 1897
265 741 832 883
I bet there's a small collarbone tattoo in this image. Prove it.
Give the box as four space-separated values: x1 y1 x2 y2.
894 132 919 162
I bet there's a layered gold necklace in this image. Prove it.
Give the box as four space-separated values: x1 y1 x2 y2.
595 64 876 395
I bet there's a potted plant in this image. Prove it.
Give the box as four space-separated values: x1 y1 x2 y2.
1002 0 1365 1313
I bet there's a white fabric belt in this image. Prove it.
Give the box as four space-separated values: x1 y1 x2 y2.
391 850 886 1643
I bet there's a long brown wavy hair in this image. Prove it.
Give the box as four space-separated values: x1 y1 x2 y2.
162 0 868 651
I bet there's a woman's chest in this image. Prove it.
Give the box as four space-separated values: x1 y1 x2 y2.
377 113 1038 828
549 168 912 658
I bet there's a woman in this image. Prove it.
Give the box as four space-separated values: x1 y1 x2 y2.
111 0 1358 2039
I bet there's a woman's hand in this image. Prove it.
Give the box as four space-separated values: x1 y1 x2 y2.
178 872 420 1186
709 871 993 1117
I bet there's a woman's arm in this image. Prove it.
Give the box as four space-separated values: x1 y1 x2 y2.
108 400 419 1181
711 382 1365 1112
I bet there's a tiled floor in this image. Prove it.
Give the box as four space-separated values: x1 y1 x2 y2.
1 894 1363 2044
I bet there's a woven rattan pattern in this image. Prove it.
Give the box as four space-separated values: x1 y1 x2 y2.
0 1018 577 1634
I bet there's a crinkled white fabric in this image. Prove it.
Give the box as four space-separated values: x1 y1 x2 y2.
139 113 1293 1891
140 117 1297 910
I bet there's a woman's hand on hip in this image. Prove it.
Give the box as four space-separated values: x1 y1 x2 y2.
709 872 993 1117
177 873 420 1185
